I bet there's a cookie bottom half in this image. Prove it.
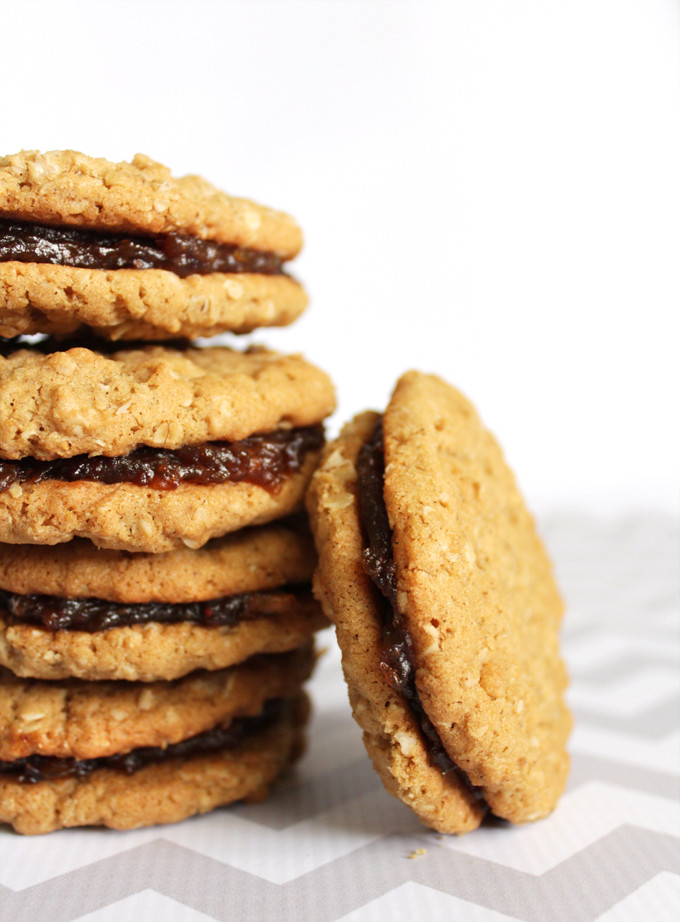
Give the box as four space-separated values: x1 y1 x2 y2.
0 458 321 553
0 263 307 340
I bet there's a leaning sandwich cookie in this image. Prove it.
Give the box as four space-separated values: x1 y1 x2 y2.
306 371 572 834
0 150 307 340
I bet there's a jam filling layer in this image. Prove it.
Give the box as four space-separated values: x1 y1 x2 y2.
0 698 285 784
356 420 481 795
0 218 286 278
0 585 313 633
0 334 193 356
0 425 324 493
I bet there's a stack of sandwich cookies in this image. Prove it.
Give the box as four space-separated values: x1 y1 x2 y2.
307 371 572 834
0 151 335 833
0 524 322 834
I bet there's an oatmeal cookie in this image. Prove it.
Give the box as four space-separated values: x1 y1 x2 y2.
0 644 314 761
0 692 309 834
0 150 306 338
307 373 571 833
0 522 315 602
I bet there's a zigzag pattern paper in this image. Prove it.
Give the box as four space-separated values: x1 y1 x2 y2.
1 513 678 922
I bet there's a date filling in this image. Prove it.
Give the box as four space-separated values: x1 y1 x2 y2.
0 334 193 356
0 218 286 278
0 585 315 633
0 698 286 784
0 425 324 493
356 419 482 797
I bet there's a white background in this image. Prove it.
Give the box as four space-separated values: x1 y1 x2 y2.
2 0 678 515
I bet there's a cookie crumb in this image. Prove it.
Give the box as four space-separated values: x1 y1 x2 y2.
408 848 427 859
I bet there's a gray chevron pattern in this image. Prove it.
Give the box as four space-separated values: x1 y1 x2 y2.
1 513 678 922
1 824 678 922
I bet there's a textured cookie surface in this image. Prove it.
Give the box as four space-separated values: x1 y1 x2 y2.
0 591 327 681
0 343 335 460
0 522 315 602
382 372 571 824
306 412 485 833
0 150 302 255
0 644 314 760
0 264 307 340
0 693 309 834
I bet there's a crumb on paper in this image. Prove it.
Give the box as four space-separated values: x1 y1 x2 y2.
408 848 427 859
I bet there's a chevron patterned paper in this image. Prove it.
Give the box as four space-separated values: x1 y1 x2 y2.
1 513 678 922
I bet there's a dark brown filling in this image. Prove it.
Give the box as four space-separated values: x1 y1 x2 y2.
0 585 313 633
0 334 194 356
0 425 324 493
0 218 286 278
356 420 481 795
0 698 285 783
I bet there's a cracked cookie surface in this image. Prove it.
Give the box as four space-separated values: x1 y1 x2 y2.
0 343 334 460
0 150 302 254
0 264 307 340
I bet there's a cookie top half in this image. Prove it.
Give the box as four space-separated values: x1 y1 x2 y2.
0 150 301 254
0 150 307 339
308 372 571 833
0 341 334 460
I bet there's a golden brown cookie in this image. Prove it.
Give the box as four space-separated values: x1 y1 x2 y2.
0 692 309 834
0 265 307 340
0 520 327 681
0 644 314 761
307 372 571 834
0 462 320 553
0 151 302 252
0 522 315 602
0 343 334 460
0 342 334 551
0 587 327 682
0 150 307 339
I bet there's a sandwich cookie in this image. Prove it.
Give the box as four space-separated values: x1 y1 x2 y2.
0 690 309 834
0 341 335 552
307 372 571 834
0 523 328 681
0 644 314 762
0 150 307 340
